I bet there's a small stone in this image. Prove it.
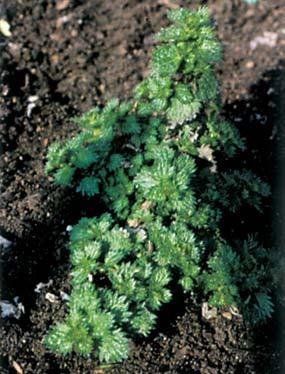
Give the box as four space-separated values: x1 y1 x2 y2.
50 33 61 41
34 280 53 293
0 235 12 250
1 301 17 318
0 297 24 319
12 361 23 374
250 31 278 50
117 43 127 56
229 306 242 317
50 54 59 64
60 291 70 301
8 42 21 59
56 0 70 10
202 302 217 320
0 19 12 37
43 138 49 147
45 292 58 303
222 311 233 320
98 83 105 94
245 60 254 69
27 102 36 117
28 95 39 102
56 14 73 28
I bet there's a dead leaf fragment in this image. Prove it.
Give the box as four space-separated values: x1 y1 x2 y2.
229 306 242 317
128 219 140 228
12 361 23 374
222 311 233 320
0 235 12 250
250 31 278 50
45 292 58 303
141 201 152 211
198 144 214 162
202 302 217 320
0 19 12 37
34 280 53 293
198 144 217 172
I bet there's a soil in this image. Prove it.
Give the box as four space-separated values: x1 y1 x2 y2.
0 0 285 373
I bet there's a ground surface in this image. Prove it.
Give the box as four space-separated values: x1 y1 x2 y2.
0 0 285 373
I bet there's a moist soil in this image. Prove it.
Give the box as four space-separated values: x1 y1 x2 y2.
0 0 285 373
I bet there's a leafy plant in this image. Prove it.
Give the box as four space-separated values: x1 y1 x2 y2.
202 236 273 324
45 7 272 363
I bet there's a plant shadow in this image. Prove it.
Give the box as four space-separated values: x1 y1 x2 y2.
221 64 285 374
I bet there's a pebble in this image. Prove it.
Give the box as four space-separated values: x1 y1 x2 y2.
45 292 59 303
245 60 255 69
8 42 21 60
34 280 53 293
28 95 39 103
27 102 36 117
12 361 23 374
56 0 70 10
50 54 59 64
60 291 70 301
250 31 278 50
43 138 49 147
0 19 12 37
0 235 12 250
0 297 25 319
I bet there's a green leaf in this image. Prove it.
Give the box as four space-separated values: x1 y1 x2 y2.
45 142 66 173
71 148 97 169
54 165 75 186
98 329 129 363
151 45 182 76
167 98 201 124
131 308 157 336
76 176 99 196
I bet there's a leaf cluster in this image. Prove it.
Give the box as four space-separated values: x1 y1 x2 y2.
202 237 274 324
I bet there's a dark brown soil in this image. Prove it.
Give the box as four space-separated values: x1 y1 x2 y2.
0 0 285 373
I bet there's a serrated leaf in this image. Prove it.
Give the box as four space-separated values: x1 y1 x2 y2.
167 98 201 125
76 176 99 196
151 45 182 76
54 165 75 186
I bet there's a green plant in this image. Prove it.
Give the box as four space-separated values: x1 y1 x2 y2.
45 7 272 363
202 236 273 323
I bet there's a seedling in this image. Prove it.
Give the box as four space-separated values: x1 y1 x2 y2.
45 7 272 363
